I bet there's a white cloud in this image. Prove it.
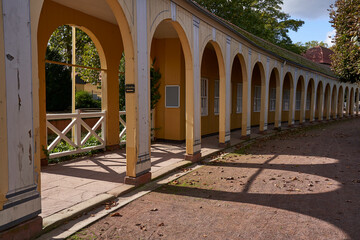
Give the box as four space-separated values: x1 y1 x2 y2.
281 0 336 19
325 29 336 47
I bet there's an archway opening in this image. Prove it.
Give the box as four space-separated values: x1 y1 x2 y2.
200 42 221 137
295 76 304 122
250 62 265 129
315 82 323 120
230 55 245 131
338 86 344 117
350 88 355 115
331 86 337 118
305 79 315 120
268 68 279 125
150 20 186 142
281 73 293 123
323 84 331 119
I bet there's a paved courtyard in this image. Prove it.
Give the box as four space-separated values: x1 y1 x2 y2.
41 126 268 218
68 118 360 240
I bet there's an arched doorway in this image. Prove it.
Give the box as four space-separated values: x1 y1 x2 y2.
282 72 294 125
315 81 324 120
268 68 280 126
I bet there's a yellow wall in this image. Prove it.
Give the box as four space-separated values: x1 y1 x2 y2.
251 64 261 126
268 70 276 124
151 38 185 141
230 56 242 130
200 45 220 136
38 0 123 158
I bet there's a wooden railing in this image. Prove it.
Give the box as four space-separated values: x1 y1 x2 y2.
119 111 126 144
46 110 106 159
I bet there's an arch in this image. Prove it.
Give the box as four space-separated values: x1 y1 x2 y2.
338 85 344 118
230 53 247 132
323 83 331 119
295 75 305 122
199 40 226 143
149 19 194 155
38 0 126 161
356 88 359 115
281 72 294 125
268 67 280 126
350 87 355 115
306 78 316 121
331 85 338 118
315 81 324 120
250 62 266 131
344 86 350 116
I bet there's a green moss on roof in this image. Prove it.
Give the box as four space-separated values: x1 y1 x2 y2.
188 0 337 78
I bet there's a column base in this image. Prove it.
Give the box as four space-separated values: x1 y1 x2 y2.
41 158 48 167
219 141 230 148
106 144 121 151
240 135 250 140
185 151 202 162
124 172 151 186
0 216 42 240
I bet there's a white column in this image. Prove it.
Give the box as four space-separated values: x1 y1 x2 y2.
300 76 308 123
135 0 151 174
261 57 270 131
275 64 284 128
289 70 297 125
243 49 252 136
0 0 41 231
193 16 201 154
224 36 231 142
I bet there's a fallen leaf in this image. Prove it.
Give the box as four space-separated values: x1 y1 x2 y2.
110 212 122 217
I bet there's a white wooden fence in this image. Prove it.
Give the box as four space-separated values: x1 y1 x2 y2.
46 110 106 159
119 111 126 144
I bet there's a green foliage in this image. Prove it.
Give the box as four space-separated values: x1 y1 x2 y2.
75 91 101 109
195 0 304 54
150 59 161 110
118 56 161 111
295 41 329 53
47 25 101 85
330 0 360 83
45 47 72 112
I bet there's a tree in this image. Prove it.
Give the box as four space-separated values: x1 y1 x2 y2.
194 0 304 54
330 0 360 83
45 47 72 112
47 25 101 85
75 91 101 109
294 41 330 54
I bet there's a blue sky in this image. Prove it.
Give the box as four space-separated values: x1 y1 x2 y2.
281 0 336 46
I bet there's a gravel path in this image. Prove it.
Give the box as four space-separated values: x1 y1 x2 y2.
69 118 360 240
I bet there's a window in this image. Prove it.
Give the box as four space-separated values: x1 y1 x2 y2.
269 88 276 112
283 89 290 111
295 91 301 110
306 91 311 110
214 80 219 115
236 83 242 113
201 78 208 116
165 85 180 108
253 85 261 112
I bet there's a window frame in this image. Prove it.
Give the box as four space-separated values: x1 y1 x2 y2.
253 85 261 112
201 78 208 116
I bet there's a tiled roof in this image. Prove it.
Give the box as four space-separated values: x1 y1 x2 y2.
303 46 334 65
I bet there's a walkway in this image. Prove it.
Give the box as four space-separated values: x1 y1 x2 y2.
40 125 280 218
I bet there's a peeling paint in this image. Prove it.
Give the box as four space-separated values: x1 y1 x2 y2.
18 94 21 110
29 145 32 164
17 69 20 90
18 143 24 171
28 130 31 138
6 53 13 61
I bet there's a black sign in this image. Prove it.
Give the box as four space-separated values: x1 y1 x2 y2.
125 84 135 93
